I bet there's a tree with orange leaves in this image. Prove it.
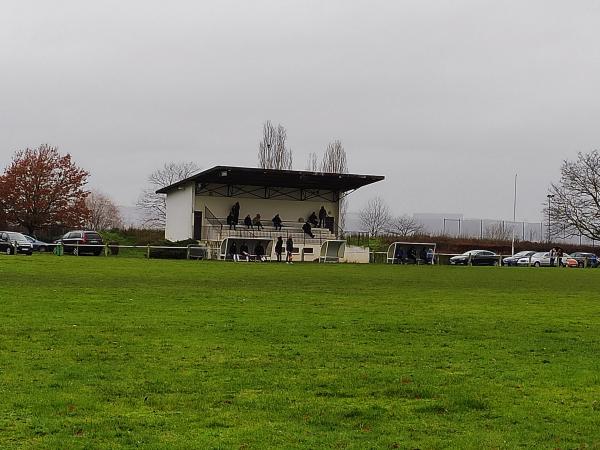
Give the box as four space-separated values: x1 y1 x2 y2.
0 144 90 235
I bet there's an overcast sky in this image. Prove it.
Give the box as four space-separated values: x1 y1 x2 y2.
2 0 600 223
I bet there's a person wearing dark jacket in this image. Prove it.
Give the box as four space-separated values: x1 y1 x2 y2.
255 242 266 262
318 206 327 228
244 214 253 229
229 241 239 262
308 211 318 227
275 236 283 262
240 242 250 262
286 237 294 264
227 212 235 230
557 247 564 267
302 221 315 238
253 214 263 230
232 202 240 225
272 214 283 231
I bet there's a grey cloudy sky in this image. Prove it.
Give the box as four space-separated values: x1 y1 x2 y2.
2 0 600 223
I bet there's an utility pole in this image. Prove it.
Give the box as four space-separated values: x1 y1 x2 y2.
511 174 517 256
546 194 555 243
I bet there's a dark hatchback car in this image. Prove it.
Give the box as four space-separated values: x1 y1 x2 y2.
450 250 500 266
0 231 34 255
57 230 104 255
569 252 599 268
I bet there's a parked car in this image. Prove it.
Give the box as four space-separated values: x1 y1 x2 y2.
24 235 50 252
0 231 34 255
450 250 500 266
56 230 104 256
502 250 536 266
517 252 572 267
569 252 599 268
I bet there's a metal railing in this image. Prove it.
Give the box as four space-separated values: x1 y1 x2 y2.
207 217 336 245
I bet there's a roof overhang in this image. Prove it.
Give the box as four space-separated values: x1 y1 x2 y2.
156 166 384 194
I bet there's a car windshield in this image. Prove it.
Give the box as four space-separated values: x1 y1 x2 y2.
461 251 476 255
6 232 26 241
533 252 546 257
514 251 530 257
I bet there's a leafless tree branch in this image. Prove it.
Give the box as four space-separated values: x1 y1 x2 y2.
136 161 200 228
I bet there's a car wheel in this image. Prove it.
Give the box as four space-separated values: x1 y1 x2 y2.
39 246 46 252
73 247 79 256
5 247 12 255
534 261 540 267
492 260 499 267
26 252 33 256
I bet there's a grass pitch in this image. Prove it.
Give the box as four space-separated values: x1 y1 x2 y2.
1 255 600 449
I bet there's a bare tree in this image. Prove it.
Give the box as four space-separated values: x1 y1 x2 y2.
306 152 319 171
484 222 511 241
258 121 293 170
547 151 600 241
137 161 200 228
321 140 348 174
321 140 349 230
85 190 123 230
387 214 424 237
360 197 392 236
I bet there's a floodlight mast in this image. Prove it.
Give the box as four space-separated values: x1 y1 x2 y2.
511 173 517 256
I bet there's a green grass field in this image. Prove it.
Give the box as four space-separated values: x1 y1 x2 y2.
1 255 600 449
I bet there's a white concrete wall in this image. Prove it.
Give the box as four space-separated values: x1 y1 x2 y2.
165 184 194 241
341 245 370 263
196 195 340 230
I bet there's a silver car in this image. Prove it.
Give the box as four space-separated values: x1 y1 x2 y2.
517 251 570 267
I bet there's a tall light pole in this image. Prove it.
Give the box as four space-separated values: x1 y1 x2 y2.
511 174 517 256
546 194 555 242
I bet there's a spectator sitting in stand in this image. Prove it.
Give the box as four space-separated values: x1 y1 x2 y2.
308 211 319 227
240 242 250 261
226 212 235 230
254 242 266 262
244 214 253 229
407 247 417 263
419 247 428 263
272 214 283 231
253 214 263 230
302 221 315 238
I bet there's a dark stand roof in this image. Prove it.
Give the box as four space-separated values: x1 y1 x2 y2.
156 166 384 194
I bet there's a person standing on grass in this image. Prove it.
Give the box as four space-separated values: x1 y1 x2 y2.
286 236 294 264
549 247 556 267
318 206 327 228
275 236 283 262
557 247 564 267
230 241 239 262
